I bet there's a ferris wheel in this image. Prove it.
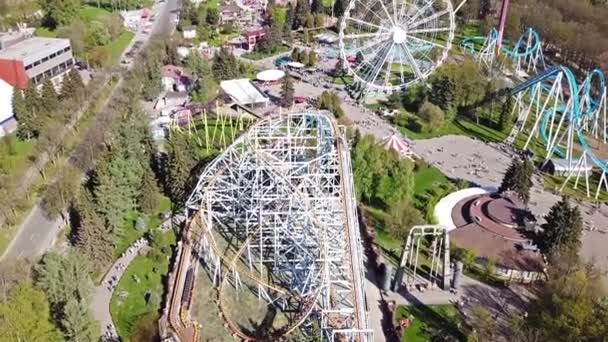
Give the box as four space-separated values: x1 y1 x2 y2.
338 0 456 92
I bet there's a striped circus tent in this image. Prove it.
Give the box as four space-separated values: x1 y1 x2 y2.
383 134 413 159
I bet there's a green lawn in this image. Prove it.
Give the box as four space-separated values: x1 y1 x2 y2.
394 305 466 342
114 196 171 258
242 46 291 60
327 75 354 85
0 134 34 174
208 32 240 47
363 163 452 266
413 164 451 198
543 174 608 202
79 5 112 21
105 31 135 63
110 229 176 340
206 0 219 9
398 114 508 143
35 27 57 38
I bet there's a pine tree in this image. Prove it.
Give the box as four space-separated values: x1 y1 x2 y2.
281 75 295 107
498 157 534 204
285 3 295 32
538 196 583 255
294 0 311 29
498 96 513 131
61 68 85 102
75 192 114 269
429 75 455 111
167 131 196 207
333 0 347 17
60 298 99 342
23 82 41 137
12 89 35 139
40 79 59 114
311 0 322 13
212 47 239 81
139 165 161 215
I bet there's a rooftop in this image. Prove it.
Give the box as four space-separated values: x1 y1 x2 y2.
450 194 544 272
220 79 269 105
0 36 70 65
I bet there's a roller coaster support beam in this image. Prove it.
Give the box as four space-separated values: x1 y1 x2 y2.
496 0 510 53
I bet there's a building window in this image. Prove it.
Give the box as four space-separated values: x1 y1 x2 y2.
41 56 49 63
33 60 40 67
66 59 73 66
50 52 56 59
25 64 32 70
44 70 52 78
63 46 70 52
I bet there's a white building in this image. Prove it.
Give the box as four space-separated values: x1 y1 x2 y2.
182 26 197 40
0 78 16 136
220 79 269 108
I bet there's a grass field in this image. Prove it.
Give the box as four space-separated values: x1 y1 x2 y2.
79 5 112 21
242 46 291 60
363 163 452 265
110 229 176 340
398 114 508 143
327 75 354 85
35 27 57 38
106 31 135 63
113 196 171 258
394 304 466 342
543 173 608 202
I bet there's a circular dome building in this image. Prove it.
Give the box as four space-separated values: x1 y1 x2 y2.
445 190 545 283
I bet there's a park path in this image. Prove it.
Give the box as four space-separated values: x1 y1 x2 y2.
92 238 149 340
0 77 123 262
1 0 180 263
91 214 183 339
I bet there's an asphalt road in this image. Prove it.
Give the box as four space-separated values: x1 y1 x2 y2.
0 0 180 263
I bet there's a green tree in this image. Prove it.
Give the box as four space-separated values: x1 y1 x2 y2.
166 131 196 206
43 165 80 219
38 0 79 26
538 197 583 255
428 75 455 111
311 0 323 13
307 50 318 66
139 165 161 215
291 48 301 62
520 251 608 341
0 284 62 342
75 192 114 271
333 0 347 17
61 68 85 102
40 79 59 114
0 258 33 303
498 96 513 131
34 252 93 306
333 58 345 77
206 7 219 25
60 298 98 342
13 88 36 139
498 157 534 204
294 0 311 29
212 47 240 81
418 101 444 132
469 305 496 341
386 200 423 241
281 75 295 107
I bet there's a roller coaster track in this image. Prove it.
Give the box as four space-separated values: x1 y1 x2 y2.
162 112 371 341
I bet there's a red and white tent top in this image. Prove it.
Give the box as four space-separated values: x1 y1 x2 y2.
383 134 413 157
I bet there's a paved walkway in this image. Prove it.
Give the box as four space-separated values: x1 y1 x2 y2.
92 238 148 340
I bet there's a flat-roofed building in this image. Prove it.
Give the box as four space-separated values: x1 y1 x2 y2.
0 32 74 89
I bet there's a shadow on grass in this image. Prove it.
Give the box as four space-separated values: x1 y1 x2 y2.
397 293 466 342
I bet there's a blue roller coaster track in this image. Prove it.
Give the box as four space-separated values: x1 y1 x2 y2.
460 27 543 60
463 27 608 180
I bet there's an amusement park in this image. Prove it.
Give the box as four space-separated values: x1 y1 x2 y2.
3 0 608 341
153 0 608 341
